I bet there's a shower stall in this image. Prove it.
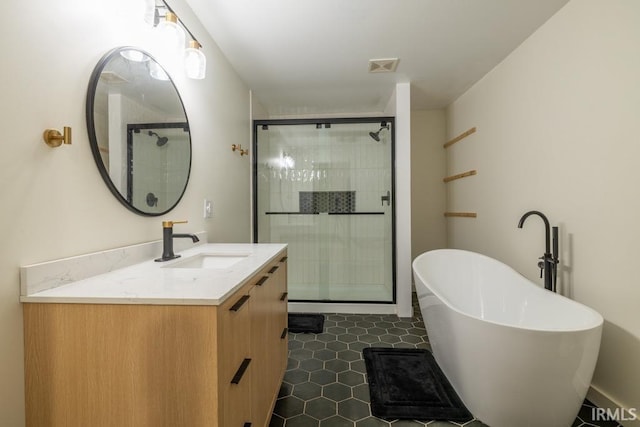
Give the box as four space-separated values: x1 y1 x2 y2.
253 118 395 304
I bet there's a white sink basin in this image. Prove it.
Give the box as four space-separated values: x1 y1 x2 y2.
165 253 250 269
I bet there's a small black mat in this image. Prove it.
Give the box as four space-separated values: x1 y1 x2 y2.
363 348 473 422
288 313 324 333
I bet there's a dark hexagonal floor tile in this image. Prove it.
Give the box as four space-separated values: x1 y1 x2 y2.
277 381 293 398
286 414 320 427
268 413 285 427
337 349 361 361
348 341 370 351
292 382 322 400
326 340 349 352
337 333 358 343
338 370 365 387
273 395 305 418
323 382 352 402
386 327 407 336
290 348 314 361
352 383 370 402
337 320 356 328
356 416 391 426
380 334 402 344
358 334 380 344
304 340 328 351
314 349 338 361
300 358 324 372
349 326 367 335
338 398 370 421
306 397 337 420
287 358 300 370
366 327 387 336
310 369 337 386
317 333 338 342
350 359 366 374
320 415 353 427
400 335 424 344
284 369 310 385
325 359 350 373
327 326 348 335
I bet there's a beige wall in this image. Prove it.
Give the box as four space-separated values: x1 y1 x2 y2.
0 0 250 424
446 0 640 413
410 110 447 259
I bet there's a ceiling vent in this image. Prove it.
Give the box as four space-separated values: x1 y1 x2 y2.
368 58 399 73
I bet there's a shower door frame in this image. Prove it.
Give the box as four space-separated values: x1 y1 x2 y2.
252 117 397 304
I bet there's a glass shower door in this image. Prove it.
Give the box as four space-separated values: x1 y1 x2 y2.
254 120 394 303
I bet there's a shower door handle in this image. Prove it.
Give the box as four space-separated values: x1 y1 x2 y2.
381 191 390 206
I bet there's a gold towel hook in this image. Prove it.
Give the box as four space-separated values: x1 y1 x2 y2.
43 126 72 147
231 144 249 156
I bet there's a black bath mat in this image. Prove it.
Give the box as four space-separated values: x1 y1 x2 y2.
288 313 324 333
363 348 473 422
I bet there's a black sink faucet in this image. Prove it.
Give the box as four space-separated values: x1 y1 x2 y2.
517 211 559 292
154 220 200 262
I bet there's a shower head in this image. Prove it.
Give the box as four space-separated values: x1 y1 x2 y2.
369 124 389 142
148 131 169 147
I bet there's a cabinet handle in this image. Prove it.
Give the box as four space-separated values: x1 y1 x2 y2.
280 328 288 339
280 256 288 263
229 295 250 312
255 276 269 287
268 265 279 274
231 358 252 384
280 292 288 301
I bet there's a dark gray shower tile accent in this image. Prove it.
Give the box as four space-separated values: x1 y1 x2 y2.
299 191 356 213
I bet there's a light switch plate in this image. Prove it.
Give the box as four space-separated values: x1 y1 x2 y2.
204 199 212 218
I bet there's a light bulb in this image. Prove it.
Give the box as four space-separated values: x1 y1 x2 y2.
154 12 185 57
185 40 206 79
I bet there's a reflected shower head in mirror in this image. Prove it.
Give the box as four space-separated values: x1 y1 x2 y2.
369 123 389 142
148 131 169 147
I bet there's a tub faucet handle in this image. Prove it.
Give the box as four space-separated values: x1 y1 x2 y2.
537 259 544 278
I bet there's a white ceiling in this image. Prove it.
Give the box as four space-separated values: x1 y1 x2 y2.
184 0 570 116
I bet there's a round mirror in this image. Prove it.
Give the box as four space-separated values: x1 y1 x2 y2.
86 47 192 216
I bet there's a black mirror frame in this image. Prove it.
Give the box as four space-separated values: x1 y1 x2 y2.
85 46 192 217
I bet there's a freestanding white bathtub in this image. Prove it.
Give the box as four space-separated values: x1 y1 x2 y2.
412 249 603 427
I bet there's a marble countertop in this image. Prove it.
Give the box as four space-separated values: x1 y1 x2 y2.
20 243 287 305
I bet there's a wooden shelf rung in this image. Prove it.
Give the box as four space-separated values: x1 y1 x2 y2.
443 170 476 183
444 212 477 218
443 127 476 148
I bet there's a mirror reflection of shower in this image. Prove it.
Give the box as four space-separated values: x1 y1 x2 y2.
148 130 169 147
369 122 389 142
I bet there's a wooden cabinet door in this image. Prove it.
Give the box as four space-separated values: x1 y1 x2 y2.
219 284 253 426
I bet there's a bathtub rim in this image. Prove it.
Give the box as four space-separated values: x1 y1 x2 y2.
412 248 604 333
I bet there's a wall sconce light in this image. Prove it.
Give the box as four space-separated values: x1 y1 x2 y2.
185 40 206 79
147 1 207 80
232 144 249 156
43 127 72 147
155 11 185 57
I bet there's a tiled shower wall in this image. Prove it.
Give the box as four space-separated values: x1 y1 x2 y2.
256 123 394 302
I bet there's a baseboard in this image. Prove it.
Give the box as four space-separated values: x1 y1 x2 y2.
588 386 639 427
288 302 397 315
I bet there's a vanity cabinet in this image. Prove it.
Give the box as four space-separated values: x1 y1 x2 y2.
23 250 288 427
